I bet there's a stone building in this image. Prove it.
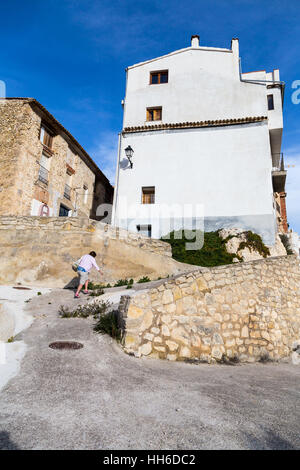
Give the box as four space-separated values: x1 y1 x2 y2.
0 98 113 219
112 36 287 244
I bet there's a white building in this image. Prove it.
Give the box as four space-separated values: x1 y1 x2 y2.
112 36 287 244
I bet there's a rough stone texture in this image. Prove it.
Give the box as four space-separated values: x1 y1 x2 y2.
120 255 300 363
219 228 287 261
0 99 112 218
0 216 192 287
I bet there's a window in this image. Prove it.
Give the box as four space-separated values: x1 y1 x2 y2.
142 186 155 204
150 70 168 84
137 224 152 238
40 125 53 149
64 169 72 200
268 94 274 110
146 107 162 121
38 152 51 184
59 204 70 217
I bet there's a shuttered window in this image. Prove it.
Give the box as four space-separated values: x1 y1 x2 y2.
146 107 162 121
40 125 53 149
142 187 155 204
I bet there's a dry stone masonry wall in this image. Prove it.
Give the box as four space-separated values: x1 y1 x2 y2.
0 216 172 257
120 255 300 363
0 216 178 286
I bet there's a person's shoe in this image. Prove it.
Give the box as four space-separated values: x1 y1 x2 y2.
83 290 89 295
74 293 80 299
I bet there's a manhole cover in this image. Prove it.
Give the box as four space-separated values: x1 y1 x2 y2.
13 286 31 290
49 341 83 350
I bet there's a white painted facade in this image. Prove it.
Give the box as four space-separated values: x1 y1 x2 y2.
113 37 285 244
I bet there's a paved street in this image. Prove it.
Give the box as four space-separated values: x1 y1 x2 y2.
0 289 299 450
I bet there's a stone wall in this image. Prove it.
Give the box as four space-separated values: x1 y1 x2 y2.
0 216 172 255
0 99 112 218
120 255 300 363
0 216 191 287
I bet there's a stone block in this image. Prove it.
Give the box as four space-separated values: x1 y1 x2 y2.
171 326 190 346
179 346 191 358
140 311 154 331
139 342 152 356
162 290 174 305
127 305 144 319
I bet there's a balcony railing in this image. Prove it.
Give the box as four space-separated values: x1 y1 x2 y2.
272 153 285 172
38 165 49 185
64 184 71 200
272 153 286 193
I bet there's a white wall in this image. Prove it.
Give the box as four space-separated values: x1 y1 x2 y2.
124 47 268 128
115 121 275 242
114 40 283 245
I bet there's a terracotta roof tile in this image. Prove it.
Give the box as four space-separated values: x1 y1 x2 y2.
123 116 267 134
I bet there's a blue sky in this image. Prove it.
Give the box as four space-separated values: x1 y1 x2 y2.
1 0 300 231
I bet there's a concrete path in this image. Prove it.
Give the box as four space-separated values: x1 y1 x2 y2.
0 288 299 450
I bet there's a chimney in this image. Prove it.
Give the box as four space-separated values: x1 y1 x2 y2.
231 37 239 57
191 35 200 48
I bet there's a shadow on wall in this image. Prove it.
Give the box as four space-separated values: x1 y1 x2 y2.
0 431 20 450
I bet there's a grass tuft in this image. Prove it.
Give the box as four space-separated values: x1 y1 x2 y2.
93 310 121 341
137 276 151 283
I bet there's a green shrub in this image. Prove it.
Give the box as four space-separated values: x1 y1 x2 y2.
58 301 110 319
137 276 151 283
162 230 236 267
88 281 104 290
279 234 294 255
7 337 14 343
94 310 121 341
238 231 270 258
58 301 121 342
89 288 104 297
113 278 134 287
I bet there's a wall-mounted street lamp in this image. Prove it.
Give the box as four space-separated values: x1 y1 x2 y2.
125 145 134 168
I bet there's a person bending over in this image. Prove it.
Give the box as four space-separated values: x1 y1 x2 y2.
75 251 102 298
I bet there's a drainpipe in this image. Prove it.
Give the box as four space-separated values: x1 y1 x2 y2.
111 131 122 226
239 58 285 104
112 67 128 226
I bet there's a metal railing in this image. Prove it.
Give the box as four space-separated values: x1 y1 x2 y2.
272 153 285 171
38 165 49 184
64 184 71 200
